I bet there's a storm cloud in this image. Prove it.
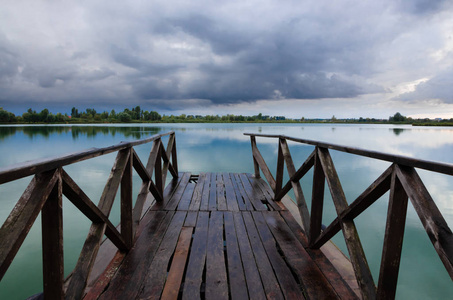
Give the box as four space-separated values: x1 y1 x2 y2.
0 0 452 116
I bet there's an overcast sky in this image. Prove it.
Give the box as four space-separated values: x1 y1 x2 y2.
1 0 453 118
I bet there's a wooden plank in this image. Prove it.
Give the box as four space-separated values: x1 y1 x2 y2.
199 173 211 211
177 182 196 211
161 134 178 180
396 165 453 279
232 212 266 300
164 173 191 211
139 211 188 298
184 211 198 227
239 173 267 211
189 172 206 211
121 148 133 248
224 212 248 299
263 211 339 299
150 174 183 211
252 211 304 299
0 169 59 281
280 138 310 233
223 173 240 211
318 147 376 299
216 173 228 210
377 169 408 300
99 211 172 299
275 139 285 195
230 173 249 211
242 212 284 299
132 148 151 182
205 211 228 299
208 172 217 210
161 227 193 300
280 210 359 299
171 133 178 174
250 136 277 190
182 212 210 300
41 170 64 300
247 174 282 211
309 148 325 246
250 136 261 178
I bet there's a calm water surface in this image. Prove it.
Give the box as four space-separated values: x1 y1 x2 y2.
0 123 452 299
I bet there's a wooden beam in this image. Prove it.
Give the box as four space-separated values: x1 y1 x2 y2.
121 148 134 249
41 169 64 300
396 165 453 279
275 139 284 195
251 137 276 190
250 136 261 178
0 169 59 280
377 167 408 300
309 147 325 246
279 138 310 233
318 147 376 299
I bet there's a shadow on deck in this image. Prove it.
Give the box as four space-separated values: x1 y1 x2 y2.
85 172 358 300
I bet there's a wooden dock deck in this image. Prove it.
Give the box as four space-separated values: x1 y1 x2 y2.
2 131 452 300
84 172 357 300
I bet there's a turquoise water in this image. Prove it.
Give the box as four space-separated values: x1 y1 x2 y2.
0 123 452 299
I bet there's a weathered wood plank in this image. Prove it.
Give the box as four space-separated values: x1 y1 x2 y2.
208 172 217 210
252 211 304 299
41 170 64 300
232 212 266 300
250 136 277 191
177 182 195 211
184 211 198 227
318 147 376 300
250 136 261 178
189 172 206 211
150 174 183 211
99 211 172 299
280 138 311 233
121 148 134 249
242 212 284 299
275 139 284 195
247 174 282 211
230 173 250 211
132 148 151 182
164 173 191 211
182 211 210 300
224 211 248 299
161 227 193 300
377 169 408 300
0 169 59 281
396 165 453 279
138 211 187 299
239 173 267 211
199 172 211 211
223 173 240 211
205 211 228 299
309 148 325 246
217 173 228 211
280 210 359 299
263 211 339 299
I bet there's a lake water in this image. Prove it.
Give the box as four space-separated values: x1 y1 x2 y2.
0 123 452 299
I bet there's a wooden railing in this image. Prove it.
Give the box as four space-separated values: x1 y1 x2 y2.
245 133 453 300
0 131 178 299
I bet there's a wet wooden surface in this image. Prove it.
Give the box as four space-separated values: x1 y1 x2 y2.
86 172 357 300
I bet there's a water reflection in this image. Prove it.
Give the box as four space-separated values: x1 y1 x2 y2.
392 128 405 136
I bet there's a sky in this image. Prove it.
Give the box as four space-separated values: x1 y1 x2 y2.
1 0 453 119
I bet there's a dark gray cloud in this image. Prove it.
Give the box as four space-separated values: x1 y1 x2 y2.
0 0 451 115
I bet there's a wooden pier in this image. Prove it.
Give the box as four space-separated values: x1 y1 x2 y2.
0 131 452 299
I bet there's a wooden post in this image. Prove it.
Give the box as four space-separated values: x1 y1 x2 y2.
155 140 163 198
309 147 325 246
275 138 284 196
250 136 260 178
121 148 134 249
377 167 408 300
41 168 64 299
171 133 178 176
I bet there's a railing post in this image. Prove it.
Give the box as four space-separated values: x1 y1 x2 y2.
42 168 64 300
171 133 178 176
250 136 261 178
155 139 164 197
121 147 133 248
309 147 325 246
377 165 408 300
275 138 284 196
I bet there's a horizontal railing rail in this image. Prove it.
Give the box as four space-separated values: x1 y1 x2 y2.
245 132 453 300
0 131 178 299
